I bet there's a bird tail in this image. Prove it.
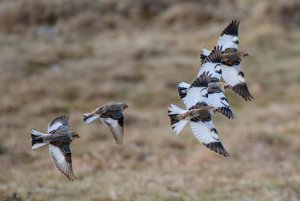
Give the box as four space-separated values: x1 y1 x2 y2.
31 129 47 150
168 104 189 135
83 112 100 125
177 82 190 100
200 48 211 62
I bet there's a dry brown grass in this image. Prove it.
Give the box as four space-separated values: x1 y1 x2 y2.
0 0 300 200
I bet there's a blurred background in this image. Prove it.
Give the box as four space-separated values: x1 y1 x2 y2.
0 0 300 200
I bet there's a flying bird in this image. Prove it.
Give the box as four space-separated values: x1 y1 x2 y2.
200 20 253 101
168 102 229 157
83 102 128 145
30 115 80 181
177 74 234 119
206 81 234 119
177 74 209 110
197 46 223 81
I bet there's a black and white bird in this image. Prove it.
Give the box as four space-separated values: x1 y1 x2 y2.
206 81 234 119
199 20 253 101
177 76 234 119
30 115 80 181
197 46 223 81
83 102 128 145
167 102 229 157
177 74 209 110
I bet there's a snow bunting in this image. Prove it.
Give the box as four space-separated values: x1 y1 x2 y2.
197 46 223 81
83 102 128 145
177 74 234 119
167 103 229 157
177 74 209 110
30 115 79 181
200 20 253 101
206 81 234 119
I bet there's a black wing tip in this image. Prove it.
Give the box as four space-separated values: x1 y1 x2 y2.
204 46 222 64
221 20 240 36
200 49 208 64
191 74 209 88
51 115 69 123
177 84 188 99
67 173 76 181
219 107 234 119
232 83 254 101
204 142 230 157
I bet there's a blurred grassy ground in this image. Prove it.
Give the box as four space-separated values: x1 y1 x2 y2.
0 0 300 200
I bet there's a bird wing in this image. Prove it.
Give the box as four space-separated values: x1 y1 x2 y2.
217 20 239 51
48 115 69 133
197 46 222 81
49 143 76 181
179 75 208 109
206 92 234 119
221 65 253 101
101 116 124 145
190 120 229 157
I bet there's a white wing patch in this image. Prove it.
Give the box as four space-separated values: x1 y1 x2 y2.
198 62 222 81
201 48 211 57
102 117 124 145
217 35 238 51
190 121 219 144
49 144 75 181
181 86 208 109
48 122 63 133
222 65 245 86
47 115 69 133
207 93 230 108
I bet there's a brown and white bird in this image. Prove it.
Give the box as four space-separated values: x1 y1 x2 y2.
30 115 80 181
167 102 230 157
83 102 128 145
199 20 253 101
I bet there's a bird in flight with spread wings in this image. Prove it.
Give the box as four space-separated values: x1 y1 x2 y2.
177 74 234 119
30 115 80 181
83 102 128 145
199 20 253 101
167 102 230 157
180 48 234 119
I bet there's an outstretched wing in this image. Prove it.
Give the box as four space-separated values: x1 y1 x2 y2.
190 120 229 157
48 115 69 133
200 47 211 63
217 20 239 51
222 65 253 101
206 90 234 119
177 75 208 109
49 143 76 181
198 46 222 81
101 116 124 145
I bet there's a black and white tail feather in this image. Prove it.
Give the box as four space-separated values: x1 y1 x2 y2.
168 104 189 135
31 129 47 150
177 82 190 99
83 113 100 125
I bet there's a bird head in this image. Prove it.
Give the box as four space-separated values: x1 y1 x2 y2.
122 103 129 110
69 131 80 140
238 51 249 59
